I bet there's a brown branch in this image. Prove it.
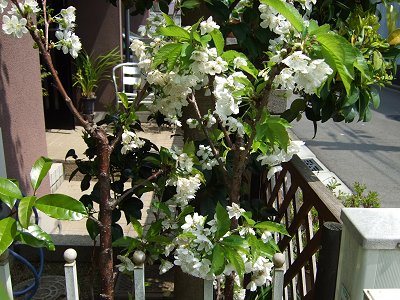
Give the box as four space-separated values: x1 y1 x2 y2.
109 129 123 152
228 0 241 13
111 169 164 209
216 115 235 149
134 81 150 110
188 92 231 186
89 215 103 229
42 0 49 50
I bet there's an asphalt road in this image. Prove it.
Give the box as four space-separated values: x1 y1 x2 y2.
291 87 400 208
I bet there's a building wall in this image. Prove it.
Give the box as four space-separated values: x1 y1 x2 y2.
0 31 50 196
72 0 122 110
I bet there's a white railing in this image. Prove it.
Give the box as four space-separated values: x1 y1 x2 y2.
0 248 285 300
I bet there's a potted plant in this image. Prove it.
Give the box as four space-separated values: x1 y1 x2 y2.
73 47 121 115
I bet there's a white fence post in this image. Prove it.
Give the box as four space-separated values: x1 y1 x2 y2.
64 248 79 300
132 250 146 300
0 250 13 300
272 253 285 300
203 279 213 300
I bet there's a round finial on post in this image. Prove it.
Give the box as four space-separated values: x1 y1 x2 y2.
131 250 146 266
272 253 285 268
64 248 77 263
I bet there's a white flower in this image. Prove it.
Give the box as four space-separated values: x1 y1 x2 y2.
57 6 76 31
186 118 199 129
116 255 135 273
233 57 247 69
226 203 245 220
239 226 256 237
174 175 201 206
191 50 209 62
282 51 310 73
261 231 273 242
121 130 145 154
200 16 220 35
55 30 82 58
234 288 246 300
267 165 283 180
130 39 146 58
2 15 28 38
159 260 174 274
0 0 8 14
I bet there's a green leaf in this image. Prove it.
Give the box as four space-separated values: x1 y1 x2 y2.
370 88 380 109
316 33 357 95
215 202 230 240
210 30 224 55
0 194 16 210
221 235 247 248
118 92 129 109
0 217 17 255
180 0 201 9
152 43 182 69
112 236 140 249
130 218 143 238
221 50 258 78
86 218 100 240
147 235 171 244
261 0 304 32
224 246 245 278
16 224 55 251
241 211 255 226
146 220 162 239
0 177 23 200
388 28 400 45
18 196 36 229
162 13 175 26
35 194 87 220
211 244 225 275
254 221 289 236
178 205 195 221
152 201 171 217
158 25 191 40
247 235 275 259
30 157 53 192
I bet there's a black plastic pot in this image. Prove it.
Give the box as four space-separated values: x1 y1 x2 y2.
82 97 96 115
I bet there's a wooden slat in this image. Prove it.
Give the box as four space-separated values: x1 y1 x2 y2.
278 200 313 251
275 183 298 223
267 168 287 207
284 229 322 287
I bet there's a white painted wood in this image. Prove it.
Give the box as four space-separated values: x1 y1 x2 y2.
203 279 213 300
133 267 145 300
64 249 79 300
0 250 13 300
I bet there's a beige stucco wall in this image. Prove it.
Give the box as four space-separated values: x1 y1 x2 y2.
72 0 122 110
0 30 50 196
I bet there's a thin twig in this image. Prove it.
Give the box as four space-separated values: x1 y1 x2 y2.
89 215 103 229
216 116 234 149
188 92 231 186
42 0 49 50
228 0 241 13
109 129 123 151
111 169 163 209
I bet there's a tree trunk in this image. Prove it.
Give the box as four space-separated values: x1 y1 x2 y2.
96 128 114 300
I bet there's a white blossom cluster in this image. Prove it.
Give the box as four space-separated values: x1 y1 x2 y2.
138 11 166 38
1 1 81 58
213 73 247 136
259 4 292 35
257 140 305 179
54 6 81 58
130 16 234 126
274 51 333 94
164 147 202 207
196 144 218 170
120 130 146 155
172 209 275 298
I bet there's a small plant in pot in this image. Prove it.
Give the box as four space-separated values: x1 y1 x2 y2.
73 47 121 116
